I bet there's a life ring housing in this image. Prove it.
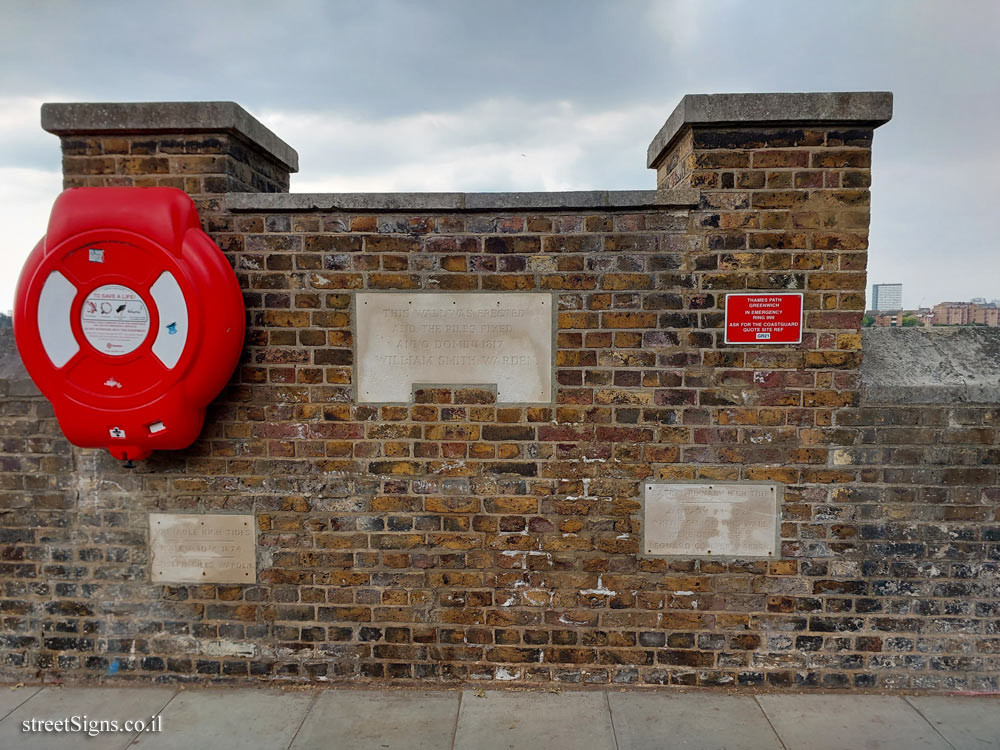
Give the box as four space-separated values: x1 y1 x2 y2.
13 187 245 462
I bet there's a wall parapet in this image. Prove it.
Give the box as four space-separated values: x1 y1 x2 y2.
225 189 699 213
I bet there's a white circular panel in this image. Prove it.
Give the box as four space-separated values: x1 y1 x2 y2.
80 284 150 356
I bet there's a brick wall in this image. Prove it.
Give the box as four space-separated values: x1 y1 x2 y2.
5 93 996 691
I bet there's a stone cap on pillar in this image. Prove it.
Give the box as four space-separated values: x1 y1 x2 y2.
647 92 893 169
41 101 299 173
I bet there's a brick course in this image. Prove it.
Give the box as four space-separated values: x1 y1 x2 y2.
4 93 996 691
57 132 290 195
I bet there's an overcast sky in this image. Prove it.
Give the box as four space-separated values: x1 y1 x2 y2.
2 0 999 312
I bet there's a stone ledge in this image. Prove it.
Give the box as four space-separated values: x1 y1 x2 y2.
647 92 894 169
225 189 699 213
41 101 299 172
861 327 1000 405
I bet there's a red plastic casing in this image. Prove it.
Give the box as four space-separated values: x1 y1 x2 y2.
13 187 245 461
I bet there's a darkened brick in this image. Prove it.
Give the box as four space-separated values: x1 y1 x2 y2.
481 426 535 441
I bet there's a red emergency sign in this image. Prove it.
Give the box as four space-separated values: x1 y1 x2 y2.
13 187 245 463
724 292 803 344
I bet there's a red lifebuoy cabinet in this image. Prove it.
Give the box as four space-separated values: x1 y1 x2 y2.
13 187 245 463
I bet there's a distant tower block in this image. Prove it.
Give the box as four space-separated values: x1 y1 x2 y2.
872 283 903 311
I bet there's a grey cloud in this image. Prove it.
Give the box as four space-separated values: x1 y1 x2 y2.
0 0 654 114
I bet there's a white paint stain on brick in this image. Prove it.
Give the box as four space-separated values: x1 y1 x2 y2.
580 575 616 596
198 639 256 658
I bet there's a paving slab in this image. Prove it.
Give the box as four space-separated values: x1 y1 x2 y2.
757 694 952 750
0 687 175 750
289 689 459 750
454 690 615 750
907 696 1000 749
128 688 313 750
0 686 41 721
609 692 783 749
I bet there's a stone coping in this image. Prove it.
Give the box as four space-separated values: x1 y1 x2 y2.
225 189 699 213
41 101 299 172
860 327 1000 404
647 92 894 169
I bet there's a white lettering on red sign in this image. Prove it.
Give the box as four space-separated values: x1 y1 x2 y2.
724 293 803 344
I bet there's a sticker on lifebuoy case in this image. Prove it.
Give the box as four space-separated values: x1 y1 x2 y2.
81 284 150 355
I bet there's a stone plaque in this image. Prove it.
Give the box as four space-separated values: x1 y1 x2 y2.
150 514 256 583
642 482 780 558
355 292 553 403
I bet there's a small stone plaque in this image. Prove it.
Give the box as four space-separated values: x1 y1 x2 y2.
355 292 553 403
150 514 256 583
642 482 780 558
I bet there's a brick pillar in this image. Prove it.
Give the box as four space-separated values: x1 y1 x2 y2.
646 92 892 482
647 94 892 331
649 93 891 374
41 101 298 196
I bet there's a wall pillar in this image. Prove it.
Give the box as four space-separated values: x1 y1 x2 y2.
647 93 892 333
646 93 892 454
41 101 298 196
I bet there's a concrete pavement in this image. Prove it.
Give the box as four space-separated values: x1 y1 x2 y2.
0 684 997 749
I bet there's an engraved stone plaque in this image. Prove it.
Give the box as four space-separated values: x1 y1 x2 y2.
642 482 780 558
150 514 256 583
355 292 553 403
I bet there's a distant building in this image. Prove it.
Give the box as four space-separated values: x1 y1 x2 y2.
915 307 934 326
973 304 1000 326
872 311 903 327
869 309 928 328
934 302 970 325
871 283 903 311
933 301 1000 326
